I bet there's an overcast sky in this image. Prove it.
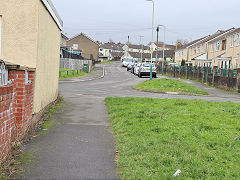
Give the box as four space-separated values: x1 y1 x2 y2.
51 0 240 45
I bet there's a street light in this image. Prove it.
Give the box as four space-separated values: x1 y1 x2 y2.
158 24 166 75
139 35 144 62
146 0 154 80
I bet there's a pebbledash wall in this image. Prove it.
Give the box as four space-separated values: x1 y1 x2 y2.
0 66 35 163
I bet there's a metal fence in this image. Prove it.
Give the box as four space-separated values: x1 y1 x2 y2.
0 60 8 87
60 58 93 72
157 63 240 91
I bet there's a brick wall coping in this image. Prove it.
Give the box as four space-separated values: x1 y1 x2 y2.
5 61 36 72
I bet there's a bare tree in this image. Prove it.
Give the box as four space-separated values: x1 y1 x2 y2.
108 39 115 43
176 39 189 49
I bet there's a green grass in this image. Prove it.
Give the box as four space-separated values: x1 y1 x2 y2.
37 100 63 135
100 60 119 64
59 68 87 79
105 97 240 179
134 78 208 95
17 153 34 165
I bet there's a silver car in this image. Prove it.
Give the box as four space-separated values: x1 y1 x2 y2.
134 63 142 75
138 63 157 78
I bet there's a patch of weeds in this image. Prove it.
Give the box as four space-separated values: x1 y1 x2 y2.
0 170 6 180
36 100 63 135
17 153 33 166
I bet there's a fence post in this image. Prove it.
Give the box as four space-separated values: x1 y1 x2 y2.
237 68 240 93
212 66 217 85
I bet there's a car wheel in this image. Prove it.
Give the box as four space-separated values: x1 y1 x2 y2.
139 73 142 78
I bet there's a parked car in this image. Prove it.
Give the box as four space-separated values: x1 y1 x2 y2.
127 63 134 71
122 58 134 67
138 63 157 78
168 62 179 67
134 63 142 75
131 63 138 74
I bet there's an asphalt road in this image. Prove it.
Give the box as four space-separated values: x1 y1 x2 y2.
61 62 240 102
20 62 240 180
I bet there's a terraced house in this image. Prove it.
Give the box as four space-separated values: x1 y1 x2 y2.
175 28 240 69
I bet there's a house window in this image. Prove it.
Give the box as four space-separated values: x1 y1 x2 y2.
222 40 226 50
216 41 220 51
182 50 183 56
194 47 196 54
178 50 180 56
230 35 234 47
211 43 214 52
198 45 200 53
73 44 78 50
237 34 240 46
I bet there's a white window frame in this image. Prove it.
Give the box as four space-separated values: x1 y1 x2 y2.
194 46 196 54
178 50 180 57
73 44 78 50
216 41 220 51
237 34 240 46
230 35 234 47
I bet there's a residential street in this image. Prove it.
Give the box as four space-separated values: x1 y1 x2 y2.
21 62 240 180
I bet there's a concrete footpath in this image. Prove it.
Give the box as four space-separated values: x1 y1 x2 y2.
20 94 119 180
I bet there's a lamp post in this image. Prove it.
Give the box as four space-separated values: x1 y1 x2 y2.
158 24 166 75
139 35 144 62
146 0 154 80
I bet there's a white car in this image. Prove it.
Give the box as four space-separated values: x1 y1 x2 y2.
138 63 157 78
134 63 142 75
122 58 134 67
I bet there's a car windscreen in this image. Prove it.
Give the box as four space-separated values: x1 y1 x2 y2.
123 59 133 62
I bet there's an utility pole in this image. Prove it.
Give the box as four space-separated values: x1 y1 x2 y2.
156 26 159 61
128 35 130 44
139 36 144 62
146 0 154 80
158 25 166 75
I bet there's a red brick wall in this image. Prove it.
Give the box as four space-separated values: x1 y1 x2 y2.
0 85 15 161
0 69 35 163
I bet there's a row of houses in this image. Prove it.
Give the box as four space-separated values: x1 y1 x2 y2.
175 28 240 69
99 41 176 62
61 32 176 63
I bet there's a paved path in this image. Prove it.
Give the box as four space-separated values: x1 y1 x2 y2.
20 62 240 180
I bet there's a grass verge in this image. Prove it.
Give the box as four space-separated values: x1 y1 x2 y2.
134 78 208 95
105 97 240 179
100 60 119 64
59 68 87 79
